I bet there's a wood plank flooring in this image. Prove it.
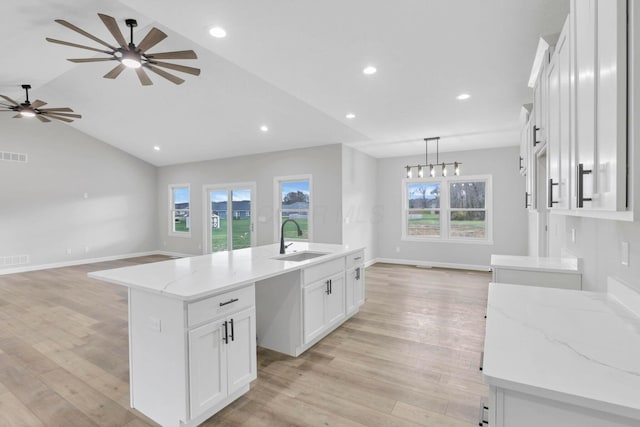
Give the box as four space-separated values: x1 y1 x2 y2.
0 258 490 426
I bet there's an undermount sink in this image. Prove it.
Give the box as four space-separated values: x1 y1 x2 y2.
272 251 329 262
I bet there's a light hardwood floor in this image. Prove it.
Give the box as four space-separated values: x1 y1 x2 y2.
0 258 490 426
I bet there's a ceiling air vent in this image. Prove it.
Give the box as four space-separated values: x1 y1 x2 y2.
1 151 28 163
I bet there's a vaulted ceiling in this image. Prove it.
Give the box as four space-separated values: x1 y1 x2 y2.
0 0 569 166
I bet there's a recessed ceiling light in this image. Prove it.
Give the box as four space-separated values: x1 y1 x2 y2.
345 113 356 119
456 93 471 100
260 125 269 132
153 146 160 151
209 27 227 38
363 66 377 75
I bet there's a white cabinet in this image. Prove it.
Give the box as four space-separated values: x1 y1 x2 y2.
547 16 572 210
571 0 627 211
303 272 345 344
346 250 365 315
188 307 256 420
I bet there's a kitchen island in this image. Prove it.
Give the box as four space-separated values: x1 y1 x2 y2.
482 279 640 426
89 242 365 427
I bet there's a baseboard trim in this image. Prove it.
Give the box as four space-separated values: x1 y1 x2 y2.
372 257 491 272
0 251 191 276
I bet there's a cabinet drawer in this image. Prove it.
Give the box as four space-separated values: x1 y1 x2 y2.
345 250 364 269
188 284 255 327
303 258 344 286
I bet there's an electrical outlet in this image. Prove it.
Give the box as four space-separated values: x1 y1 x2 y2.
395 246 400 253
149 317 161 332
571 228 576 243
66 248 72 255
84 246 90 253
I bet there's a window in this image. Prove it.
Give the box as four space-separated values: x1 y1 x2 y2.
403 175 491 243
169 184 190 236
275 176 311 241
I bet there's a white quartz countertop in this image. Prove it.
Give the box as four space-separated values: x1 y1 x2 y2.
490 254 581 274
89 243 362 301
483 282 640 420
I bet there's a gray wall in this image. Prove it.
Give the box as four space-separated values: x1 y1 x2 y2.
341 145 378 262
375 146 528 269
157 144 343 255
0 118 157 271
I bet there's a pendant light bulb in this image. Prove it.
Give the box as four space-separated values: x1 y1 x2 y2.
442 162 447 177
454 162 460 176
406 165 412 179
418 165 424 178
430 164 435 177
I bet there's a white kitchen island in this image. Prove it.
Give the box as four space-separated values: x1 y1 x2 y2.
89 242 365 427
482 279 640 427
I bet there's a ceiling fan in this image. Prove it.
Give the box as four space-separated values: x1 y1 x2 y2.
0 85 81 123
46 13 200 86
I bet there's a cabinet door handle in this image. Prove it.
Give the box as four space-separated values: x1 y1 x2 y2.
330 279 332 294
479 351 484 371
229 318 235 342
219 298 239 307
355 267 361 280
533 125 540 146
577 163 593 208
519 155 523 170
548 178 559 208
524 191 531 208
478 400 489 426
223 321 228 344
326 280 331 295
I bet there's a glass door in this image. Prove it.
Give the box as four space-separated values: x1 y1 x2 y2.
205 183 255 253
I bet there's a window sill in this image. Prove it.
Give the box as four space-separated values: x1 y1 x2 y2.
169 232 192 238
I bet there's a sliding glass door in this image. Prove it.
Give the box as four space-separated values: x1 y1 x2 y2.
204 183 255 253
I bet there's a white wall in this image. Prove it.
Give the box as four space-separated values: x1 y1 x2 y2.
375 146 528 269
157 144 343 255
341 145 378 262
0 118 157 271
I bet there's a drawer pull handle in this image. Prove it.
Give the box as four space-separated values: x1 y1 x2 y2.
354 256 362 261
478 400 488 426
219 298 239 307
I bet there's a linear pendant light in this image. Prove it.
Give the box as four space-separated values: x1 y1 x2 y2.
405 137 461 178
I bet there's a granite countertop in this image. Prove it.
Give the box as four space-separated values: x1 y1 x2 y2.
483 281 640 421
490 254 581 274
88 242 362 301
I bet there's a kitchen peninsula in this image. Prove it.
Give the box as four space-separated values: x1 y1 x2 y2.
89 242 365 427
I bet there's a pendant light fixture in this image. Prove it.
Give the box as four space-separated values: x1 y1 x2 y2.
404 137 461 178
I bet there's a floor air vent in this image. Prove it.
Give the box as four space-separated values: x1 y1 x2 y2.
1 151 28 163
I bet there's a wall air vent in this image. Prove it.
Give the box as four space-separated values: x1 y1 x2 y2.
1 151 28 163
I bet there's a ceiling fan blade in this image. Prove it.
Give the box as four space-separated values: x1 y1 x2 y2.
38 107 74 112
103 63 127 79
68 57 115 63
151 60 200 76
44 114 74 123
46 37 112 54
12 114 22 119
54 19 117 50
136 27 167 53
0 95 20 106
42 112 82 118
98 13 128 48
135 67 153 86
31 99 47 109
36 115 52 123
145 64 185 85
145 50 198 60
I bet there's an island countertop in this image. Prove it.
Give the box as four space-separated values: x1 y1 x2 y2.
483 282 640 421
490 254 581 274
88 242 362 301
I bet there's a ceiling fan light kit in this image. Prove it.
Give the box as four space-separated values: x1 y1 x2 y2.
0 84 81 123
46 13 201 86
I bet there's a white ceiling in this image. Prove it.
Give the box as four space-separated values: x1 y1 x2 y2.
0 0 569 166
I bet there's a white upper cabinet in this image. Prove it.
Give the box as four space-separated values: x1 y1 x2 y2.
571 0 627 211
547 16 572 210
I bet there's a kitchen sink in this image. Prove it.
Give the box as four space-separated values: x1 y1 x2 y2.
272 251 329 262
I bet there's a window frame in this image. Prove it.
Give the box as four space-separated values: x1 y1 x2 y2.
168 183 191 238
274 174 312 242
402 174 493 244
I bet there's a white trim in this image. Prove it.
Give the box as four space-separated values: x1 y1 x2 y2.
274 174 313 242
202 182 257 254
373 257 491 272
168 183 192 237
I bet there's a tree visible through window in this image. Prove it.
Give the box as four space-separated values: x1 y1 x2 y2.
277 178 311 240
403 176 491 242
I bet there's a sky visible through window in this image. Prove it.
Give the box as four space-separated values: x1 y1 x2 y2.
173 187 189 204
281 181 309 201
407 183 439 200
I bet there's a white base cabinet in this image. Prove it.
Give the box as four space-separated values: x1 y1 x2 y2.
346 250 365 315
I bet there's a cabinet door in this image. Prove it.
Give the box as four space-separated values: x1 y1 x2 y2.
325 274 345 326
303 280 327 344
572 0 627 211
547 17 571 209
226 308 257 396
188 321 227 419
345 268 356 315
355 267 365 306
